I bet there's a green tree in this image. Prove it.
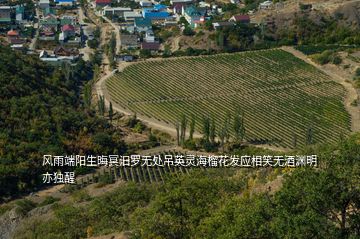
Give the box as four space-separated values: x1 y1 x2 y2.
108 101 114 122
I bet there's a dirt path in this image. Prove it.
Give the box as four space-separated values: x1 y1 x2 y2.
282 46 360 133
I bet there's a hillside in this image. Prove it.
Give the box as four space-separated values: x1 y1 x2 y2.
106 49 351 148
0 46 127 201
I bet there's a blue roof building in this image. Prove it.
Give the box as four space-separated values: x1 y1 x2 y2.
142 4 170 20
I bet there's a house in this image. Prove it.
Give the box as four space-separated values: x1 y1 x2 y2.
55 0 76 6
54 46 79 56
140 0 152 7
120 34 138 49
40 16 59 31
61 24 75 38
102 6 132 17
183 5 206 28
142 5 170 21
134 17 152 32
95 0 111 8
230 0 239 4
39 0 50 9
170 0 193 4
212 21 234 30
7 29 25 44
123 11 143 22
15 5 25 23
0 6 11 24
39 50 77 64
43 7 55 17
229 14 250 24
117 54 134 62
60 15 77 26
141 42 160 51
171 3 187 15
259 0 273 10
144 29 155 42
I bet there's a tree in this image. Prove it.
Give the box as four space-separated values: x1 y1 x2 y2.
108 101 114 122
234 108 245 142
175 122 180 146
180 114 187 145
218 126 226 152
306 126 313 145
189 114 195 140
98 95 106 116
183 26 195 36
139 49 152 58
209 117 216 144
202 116 210 142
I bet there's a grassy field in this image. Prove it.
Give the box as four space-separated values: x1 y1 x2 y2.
106 49 351 148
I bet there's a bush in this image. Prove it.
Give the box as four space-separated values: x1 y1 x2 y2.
71 189 92 202
38 196 60 207
332 55 342 65
15 199 37 216
133 121 145 133
355 67 360 77
97 173 115 186
183 139 197 150
183 26 195 36
87 39 99 49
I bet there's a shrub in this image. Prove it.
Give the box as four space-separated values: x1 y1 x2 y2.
183 26 195 36
38 196 60 207
97 173 115 187
71 189 92 202
15 199 37 216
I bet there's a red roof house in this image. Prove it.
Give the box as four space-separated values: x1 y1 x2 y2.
7 30 19 37
229 15 250 24
61 24 75 32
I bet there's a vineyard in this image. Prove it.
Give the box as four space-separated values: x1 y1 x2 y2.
75 152 197 187
106 49 351 148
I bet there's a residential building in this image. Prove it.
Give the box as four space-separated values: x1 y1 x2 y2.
142 5 170 21
229 14 250 24
54 46 79 56
60 15 77 26
95 0 111 8
123 11 143 21
39 50 78 64
134 17 152 32
120 34 138 49
61 24 76 38
259 0 273 10
39 0 50 9
144 29 155 42
15 5 25 23
0 6 11 24
182 5 206 28
7 30 25 44
212 21 234 30
140 0 152 7
102 6 132 17
141 42 160 51
170 0 193 4
43 7 55 17
117 54 134 62
55 0 76 6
